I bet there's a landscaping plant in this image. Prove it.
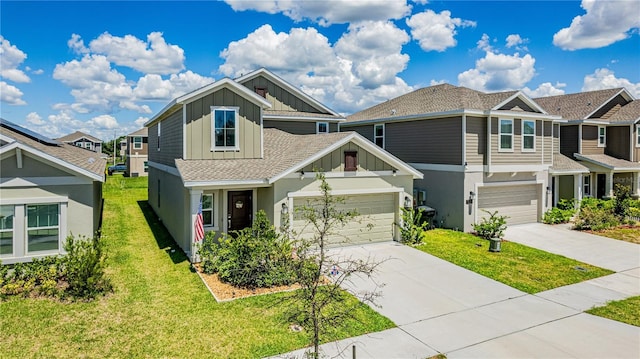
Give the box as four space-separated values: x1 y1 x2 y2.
543 198 576 224
472 210 508 240
397 207 429 245
63 234 112 299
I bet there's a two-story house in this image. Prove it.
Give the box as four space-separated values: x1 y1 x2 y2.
1 119 105 264
57 131 103 154
536 88 640 201
124 127 148 177
342 83 562 232
145 68 422 261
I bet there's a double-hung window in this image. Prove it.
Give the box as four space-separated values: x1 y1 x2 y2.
0 206 14 256
316 122 329 134
522 120 535 151
583 175 591 197
636 125 640 147
374 124 385 148
26 204 59 253
499 119 513 151
212 107 239 150
133 136 143 150
598 126 606 147
202 194 214 227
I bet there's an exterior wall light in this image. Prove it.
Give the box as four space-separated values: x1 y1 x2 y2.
281 202 289 215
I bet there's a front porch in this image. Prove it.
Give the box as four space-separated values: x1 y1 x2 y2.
575 154 640 199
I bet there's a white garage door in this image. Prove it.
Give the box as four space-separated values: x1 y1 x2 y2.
478 184 540 225
292 193 396 246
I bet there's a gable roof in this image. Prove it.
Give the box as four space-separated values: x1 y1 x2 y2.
175 128 422 187
607 100 640 123
549 153 589 174
127 127 148 137
575 153 640 171
145 77 272 127
534 88 630 120
235 68 342 118
57 130 102 143
0 119 105 181
345 83 544 123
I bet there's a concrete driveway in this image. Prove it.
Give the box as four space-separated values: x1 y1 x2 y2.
272 239 640 358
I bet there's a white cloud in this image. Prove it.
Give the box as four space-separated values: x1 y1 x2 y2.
26 109 128 141
523 82 567 98
224 0 412 25
68 33 88 54
553 0 640 50
0 81 26 105
88 114 119 129
506 34 528 50
87 32 185 74
458 50 536 92
582 68 640 97
218 23 413 113
406 9 475 52
0 36 30 83
134 117 149 128
25 112 44 125
133 71 214 101
476 33 493 52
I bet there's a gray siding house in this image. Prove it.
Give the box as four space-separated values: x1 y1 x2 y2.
57 131 103 154
124 127 149 177
342 84 561 231
1 119 105 264
145 69 421 261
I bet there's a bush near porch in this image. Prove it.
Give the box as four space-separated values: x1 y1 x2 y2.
574 185 640 231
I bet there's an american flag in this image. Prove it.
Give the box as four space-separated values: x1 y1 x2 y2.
194 197 205 242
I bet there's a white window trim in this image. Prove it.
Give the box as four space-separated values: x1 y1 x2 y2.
636 125 640 148
316 122 329 134
157 122 161 151
25 203 64 255
583 175 591 197
211 106 240 151
521 119 536 152
0 205 14 257
202 193 218 230
498 118 514 152
374 123 385 148
133 136 143 150
598 126 606 147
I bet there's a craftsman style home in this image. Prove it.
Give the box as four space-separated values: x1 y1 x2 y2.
57 131 103 154
342 84 562 231
124 127 149 177
0 119 105 264
536 88 640 202
145 69 422 261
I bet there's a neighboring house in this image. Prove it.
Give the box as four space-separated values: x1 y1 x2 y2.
536 88 640 202
119 139 127 157
145 68 422 261
57 131 103 153
125 127 148 177
342 83 561 231
0 119 106 264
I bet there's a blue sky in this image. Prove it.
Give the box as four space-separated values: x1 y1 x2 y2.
1 0 639 141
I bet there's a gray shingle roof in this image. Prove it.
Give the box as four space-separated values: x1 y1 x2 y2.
127 127 148 137
1 124 106 179
264 110 343 120
345 84 518 122
56 130 103 143
534 88 623 120
176 129 352 182
576 154 640 170
607 100 640 123
550 153 589 174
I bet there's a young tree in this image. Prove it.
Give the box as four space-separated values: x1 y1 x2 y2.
287 173 384 358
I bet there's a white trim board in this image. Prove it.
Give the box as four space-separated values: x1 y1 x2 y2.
288 187 404 198
1 176 92 187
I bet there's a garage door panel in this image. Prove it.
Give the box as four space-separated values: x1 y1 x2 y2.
292 193 395 246
479 184 539 225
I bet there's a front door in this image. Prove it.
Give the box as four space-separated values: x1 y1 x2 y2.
228 190 252 231
597 174 606 199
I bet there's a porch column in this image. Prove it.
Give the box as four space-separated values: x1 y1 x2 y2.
606 171 614 198
189 189 203 263
552 176 559 207
574 173 583 208
635 172 640 196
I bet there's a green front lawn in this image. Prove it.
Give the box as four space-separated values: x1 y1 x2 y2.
588 226 640 244
587 296 640 327
417 229 613 294
0 176 393 358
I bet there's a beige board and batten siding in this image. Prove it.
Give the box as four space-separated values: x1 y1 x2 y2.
465 116 486 165
478 184 540 225
385 118 462 164
241 76 323 114
605 126 630 160
582 125 605 155
148 109 182 167
301 142 393 173
185 88 262 160
490 118 549 165
263 120 338 135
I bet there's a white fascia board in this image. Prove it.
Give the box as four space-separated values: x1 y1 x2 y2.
0 142 104 182
486 110 560 120
342 109 472 127
493 91 549 114
184 179 269 189
263 115 346 122
0 133 16 144
584 88 634 119
484 164 551 173
549 168 590 175
574 153 640 171
235 68 341 117
288 187 403 198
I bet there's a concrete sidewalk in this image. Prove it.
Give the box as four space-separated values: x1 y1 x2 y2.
270 239 640 359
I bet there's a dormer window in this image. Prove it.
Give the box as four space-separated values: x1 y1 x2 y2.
598 126 606 147
316 122 329 134
255 87 267 98
211 107 239 151
499 118 513 152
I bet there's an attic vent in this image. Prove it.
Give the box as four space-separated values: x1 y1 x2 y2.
587 102 591 106
88 158 95 164
391 109 397 115
556 107 561 111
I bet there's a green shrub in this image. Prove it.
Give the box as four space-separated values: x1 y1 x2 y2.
197 231 219 275
472 210 508 240
574 206 619 231
543 199 576 224
614 184 632 219
397 207 429 245
199 210 295 289
63 234 112 299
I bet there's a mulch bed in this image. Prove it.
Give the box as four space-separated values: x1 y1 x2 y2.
193 264 301 302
